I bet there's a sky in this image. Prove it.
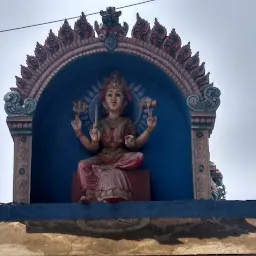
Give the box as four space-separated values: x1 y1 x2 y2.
0 0 255 202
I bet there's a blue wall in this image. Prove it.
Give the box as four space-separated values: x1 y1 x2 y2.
31 52 193 203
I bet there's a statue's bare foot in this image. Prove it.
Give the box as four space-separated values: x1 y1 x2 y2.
79 196 88 204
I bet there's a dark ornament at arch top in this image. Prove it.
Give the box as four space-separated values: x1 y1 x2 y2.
3 6 221 117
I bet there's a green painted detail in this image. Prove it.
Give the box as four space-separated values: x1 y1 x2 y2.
199 165 204 172
186 86 221 112
211 191 218 200
196 131 204 138
19 168 25 175
11 130 32 135
4 91 36 116
191 124 213 129
21 136 26 142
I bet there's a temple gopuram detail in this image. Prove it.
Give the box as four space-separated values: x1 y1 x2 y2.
3 7 226 233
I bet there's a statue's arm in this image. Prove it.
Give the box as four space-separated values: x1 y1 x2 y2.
125 116 156 150
71 116 100 152
77 133 99 152
135 112 157 148
134 127 153 149
124 119 153 150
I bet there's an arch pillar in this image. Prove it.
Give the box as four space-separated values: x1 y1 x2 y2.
7 116 33 203
191 112 215 199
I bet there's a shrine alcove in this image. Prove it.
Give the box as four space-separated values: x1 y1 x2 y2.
31 52 194 203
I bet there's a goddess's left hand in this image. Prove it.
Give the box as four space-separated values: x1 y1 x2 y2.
147 109 157 132
125 135 135 148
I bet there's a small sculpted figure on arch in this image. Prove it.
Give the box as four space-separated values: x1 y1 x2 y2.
71 72 157 203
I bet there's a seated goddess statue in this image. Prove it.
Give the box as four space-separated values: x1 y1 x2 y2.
71 72 157 203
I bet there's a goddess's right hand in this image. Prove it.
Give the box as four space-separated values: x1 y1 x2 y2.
71 115 82 133
89 126 100 142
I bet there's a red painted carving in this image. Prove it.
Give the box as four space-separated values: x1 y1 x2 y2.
162 29 182 58
149 18 167 48
72 170 151 203
131 13 151 41
74 12 95 40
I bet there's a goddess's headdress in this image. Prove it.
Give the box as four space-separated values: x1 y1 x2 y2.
99 72 132 102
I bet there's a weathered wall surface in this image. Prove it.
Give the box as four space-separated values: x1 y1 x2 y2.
0 218 256 255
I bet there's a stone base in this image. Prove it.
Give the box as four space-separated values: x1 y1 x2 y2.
25 218 201 234
0 218 255 255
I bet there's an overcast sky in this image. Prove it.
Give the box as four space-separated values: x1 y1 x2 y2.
0 0 255 202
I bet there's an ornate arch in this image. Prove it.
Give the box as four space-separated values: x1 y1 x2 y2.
4 7 222 203
4 9 220 118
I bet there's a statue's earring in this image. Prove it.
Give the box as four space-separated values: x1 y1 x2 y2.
102 102 109 116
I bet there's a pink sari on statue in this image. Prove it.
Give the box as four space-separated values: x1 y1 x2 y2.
78 117 143 202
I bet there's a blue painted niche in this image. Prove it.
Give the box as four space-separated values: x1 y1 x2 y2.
31 52 193 203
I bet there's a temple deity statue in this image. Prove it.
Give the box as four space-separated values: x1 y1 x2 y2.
71 72 157 203
210 162 226 200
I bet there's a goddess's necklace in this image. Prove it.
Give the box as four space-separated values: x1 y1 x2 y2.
104 116 124 129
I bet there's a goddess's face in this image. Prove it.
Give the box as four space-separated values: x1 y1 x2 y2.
104 88 125 113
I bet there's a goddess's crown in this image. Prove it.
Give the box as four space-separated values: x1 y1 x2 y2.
99 71 132 102
105 72 123 91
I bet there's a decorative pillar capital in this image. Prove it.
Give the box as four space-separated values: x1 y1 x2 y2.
186 86 221 112
6 116 33 137
190 111 216 136
4 90 36 138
